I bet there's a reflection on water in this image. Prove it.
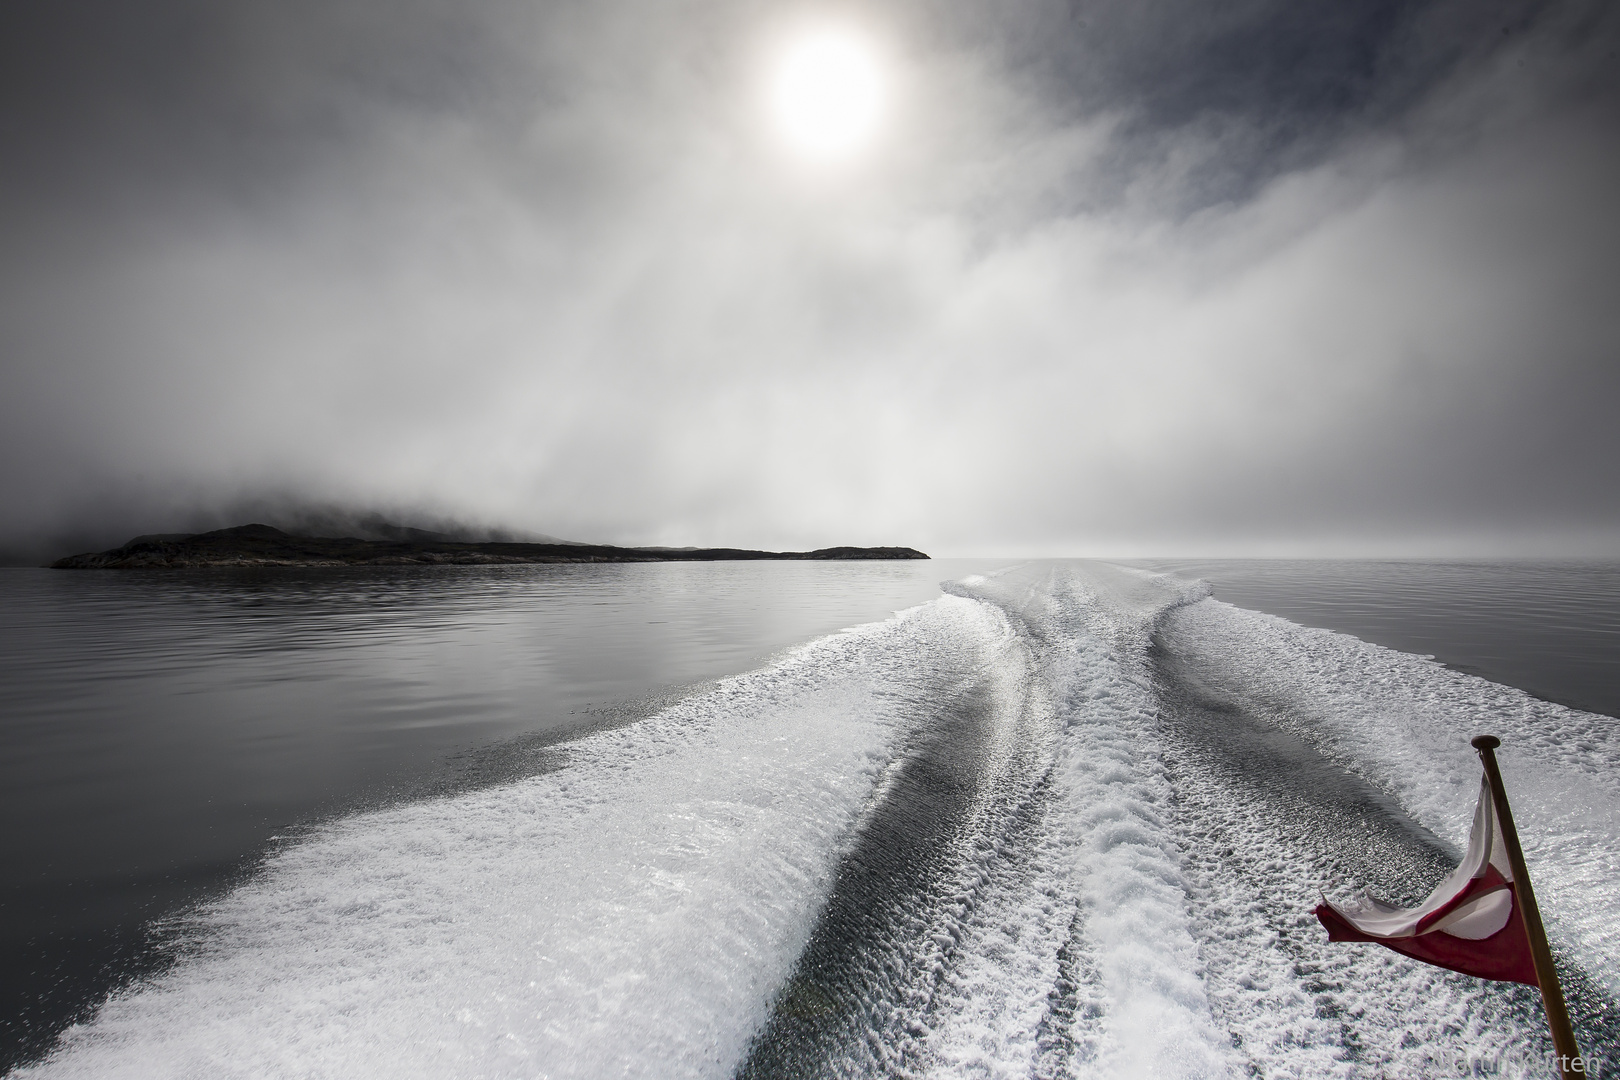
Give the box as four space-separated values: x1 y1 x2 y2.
0 559 985 1071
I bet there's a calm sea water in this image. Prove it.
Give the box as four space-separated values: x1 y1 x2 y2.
0 560 991 1071
3 558 1617 1075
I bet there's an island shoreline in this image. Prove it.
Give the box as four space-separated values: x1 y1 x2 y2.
51 524 929 569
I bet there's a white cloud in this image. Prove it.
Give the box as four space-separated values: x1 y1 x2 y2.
1 0 1615 557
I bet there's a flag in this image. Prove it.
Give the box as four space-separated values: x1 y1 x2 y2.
1314 775 1538 986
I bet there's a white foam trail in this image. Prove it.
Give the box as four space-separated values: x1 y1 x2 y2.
22 597 1007 1080
24 562 1616 1079
1164 597 1620 1003
926 562 1615 1078
926 565 1232 1079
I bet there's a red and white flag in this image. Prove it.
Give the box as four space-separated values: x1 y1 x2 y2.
1315 775 1538 985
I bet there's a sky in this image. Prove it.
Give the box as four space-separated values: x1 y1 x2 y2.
1 0 1617 559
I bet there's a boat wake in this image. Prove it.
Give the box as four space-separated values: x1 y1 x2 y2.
18 563 1619 1078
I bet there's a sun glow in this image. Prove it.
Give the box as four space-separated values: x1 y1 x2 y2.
766 26 888 165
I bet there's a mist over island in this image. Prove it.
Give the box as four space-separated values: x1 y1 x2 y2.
1 0 1616 560
50 523 928 568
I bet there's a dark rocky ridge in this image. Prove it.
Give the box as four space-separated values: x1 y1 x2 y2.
51 524 929 568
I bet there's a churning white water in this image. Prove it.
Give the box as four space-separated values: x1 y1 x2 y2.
17 563 1619 1079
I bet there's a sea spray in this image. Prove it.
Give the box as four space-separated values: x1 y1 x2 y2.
18 563 1619 1078
22 597 1004 1079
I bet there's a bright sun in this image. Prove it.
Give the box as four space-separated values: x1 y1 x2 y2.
766 27 888 165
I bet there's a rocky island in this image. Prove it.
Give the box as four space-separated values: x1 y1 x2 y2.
52 524 929 568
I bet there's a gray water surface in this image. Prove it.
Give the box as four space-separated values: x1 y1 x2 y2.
0 559 990 1071
5 557 1617 1073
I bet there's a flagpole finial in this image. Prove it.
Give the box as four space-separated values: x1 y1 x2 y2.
1472 735 1501 750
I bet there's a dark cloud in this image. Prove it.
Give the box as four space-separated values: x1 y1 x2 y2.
0 0 1616 560
892 0 1565 209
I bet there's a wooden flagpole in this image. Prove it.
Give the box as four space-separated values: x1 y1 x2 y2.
1471 735 1582 1079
